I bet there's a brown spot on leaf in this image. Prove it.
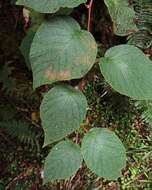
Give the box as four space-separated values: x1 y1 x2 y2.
45 69 71 80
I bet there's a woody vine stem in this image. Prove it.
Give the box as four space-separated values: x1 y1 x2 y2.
77 0 94 91
85 0 94 32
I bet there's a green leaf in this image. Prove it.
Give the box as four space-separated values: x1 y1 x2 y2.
104 0 137 36
27 9 44 29
44 140 82 183
20 10 44 69
40 85 87 145
30 16 97 88
20 29 35 70
99 45 152 100
55 8 73 16
81 128 126 180
16 0 87 13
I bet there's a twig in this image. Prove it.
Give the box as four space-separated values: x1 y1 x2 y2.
85 0 94 32
5 167 33 190
24 115 41 129
80 124 88 132
0 130 12 144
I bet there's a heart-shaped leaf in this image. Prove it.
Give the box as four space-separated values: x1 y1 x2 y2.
44 140 82 183
40 85 87 145
30 16 97 88
81 128 126 180
16 0 87 13
99 45 152 100
104 0 137 36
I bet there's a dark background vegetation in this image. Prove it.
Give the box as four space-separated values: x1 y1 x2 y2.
0 0 152 189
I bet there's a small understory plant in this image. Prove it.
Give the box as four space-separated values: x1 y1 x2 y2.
16 0 152 184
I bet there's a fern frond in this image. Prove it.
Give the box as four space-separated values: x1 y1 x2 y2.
0 120 37 148
128 0 152 49
0 104 17 121
133 0 152 32
128 30 152 49
135 100 152 126
0 63 16 94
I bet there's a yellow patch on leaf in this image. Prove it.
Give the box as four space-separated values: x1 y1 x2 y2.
45 69 71 80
